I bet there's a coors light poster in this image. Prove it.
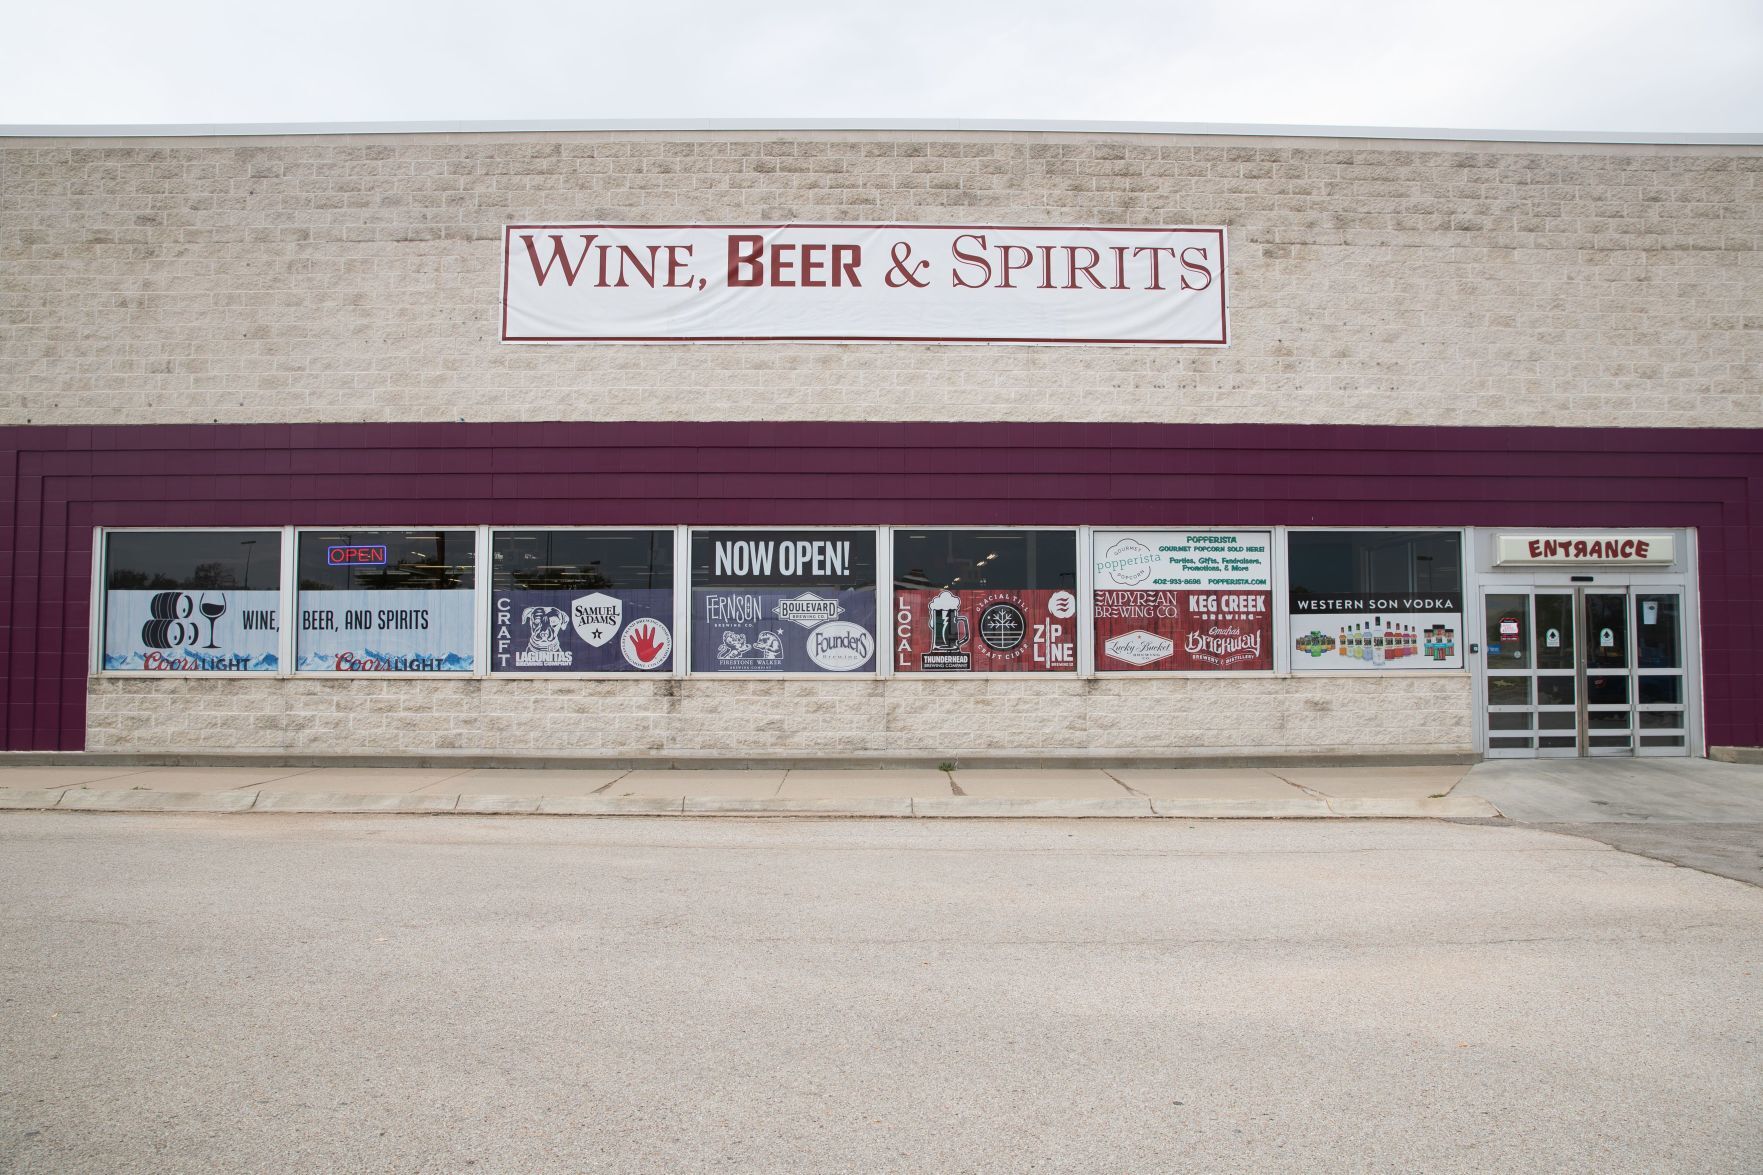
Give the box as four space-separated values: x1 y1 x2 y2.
893 589 1078 673
1092 530 1273 672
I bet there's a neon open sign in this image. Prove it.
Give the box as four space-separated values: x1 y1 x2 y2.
327 544 388 566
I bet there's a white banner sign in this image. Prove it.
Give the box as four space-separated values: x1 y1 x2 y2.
103 589 281 672
502 224 1227 345
296 590 475 673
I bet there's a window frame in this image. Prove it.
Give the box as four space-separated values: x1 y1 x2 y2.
1283 526 1471 678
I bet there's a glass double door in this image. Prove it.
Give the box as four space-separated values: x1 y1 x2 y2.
1482 587 1688 757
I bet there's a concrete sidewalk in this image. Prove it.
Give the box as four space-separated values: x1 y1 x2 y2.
0 763 1492 818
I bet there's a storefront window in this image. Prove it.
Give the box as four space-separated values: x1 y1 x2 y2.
1287 530 1463 670
490 530 674 673
689 529 878 673
1092 530 1272 671
892 530 1077 673
295 530 476 673
102 530 282 672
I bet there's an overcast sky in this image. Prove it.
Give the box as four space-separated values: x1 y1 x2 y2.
3 0 1759 131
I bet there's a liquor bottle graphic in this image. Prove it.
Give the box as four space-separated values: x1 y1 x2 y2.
1372 616 1385 666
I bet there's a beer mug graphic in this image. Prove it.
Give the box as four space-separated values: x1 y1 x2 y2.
929 590 969 651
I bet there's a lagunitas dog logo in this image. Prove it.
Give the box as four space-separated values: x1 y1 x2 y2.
772 591 844 630
517 605 572 667
620 619 671 670
571 592 623 648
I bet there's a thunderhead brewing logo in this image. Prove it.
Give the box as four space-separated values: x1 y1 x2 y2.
571 592 623 648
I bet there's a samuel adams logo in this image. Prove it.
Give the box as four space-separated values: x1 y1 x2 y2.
571 592 623 648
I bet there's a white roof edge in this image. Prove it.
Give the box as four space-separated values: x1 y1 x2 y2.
1 117 1759 145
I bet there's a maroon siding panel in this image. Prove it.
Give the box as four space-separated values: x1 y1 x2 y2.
1 420 1759 752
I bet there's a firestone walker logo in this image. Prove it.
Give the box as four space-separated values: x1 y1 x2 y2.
1097 538 1155 588
772 591 844 630
572 592 623 648
620 619 672 670
517 605 573 667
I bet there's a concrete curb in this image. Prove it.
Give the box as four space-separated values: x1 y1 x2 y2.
56 789 258 813
0 789 67 809
1325 795 1501 818
1152 798 1336 818
910 797 1157 818
0 790 1504 819
251 792 459 813
535 796 684 815
683 797 914 816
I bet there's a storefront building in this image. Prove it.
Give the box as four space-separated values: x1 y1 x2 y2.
2 122 1759 760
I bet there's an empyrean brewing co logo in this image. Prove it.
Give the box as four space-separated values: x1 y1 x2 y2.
1097 538 1155 588
571 592 623 648
806 620 873 671
977 596 1027 654
1104 629 1174 667
772 591 844 629
517 605 572 667
620 618 672 669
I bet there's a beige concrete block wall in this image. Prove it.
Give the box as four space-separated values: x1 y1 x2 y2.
84 674 1473 758
3 130 1759 430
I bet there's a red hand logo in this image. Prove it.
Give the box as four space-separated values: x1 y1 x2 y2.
628 623 664 665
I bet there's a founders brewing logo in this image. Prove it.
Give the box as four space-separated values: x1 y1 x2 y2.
978 598 1026 653
517 605 572 667
806 620 872 672
571 592 623 648
620 619 672 670
772 591 844 630
1097 537 1155 588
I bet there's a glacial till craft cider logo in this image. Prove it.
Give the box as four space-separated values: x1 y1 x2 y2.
978 601 1026 653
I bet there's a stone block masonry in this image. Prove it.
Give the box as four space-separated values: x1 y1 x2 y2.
3 130 1760 431
84 674 1473 758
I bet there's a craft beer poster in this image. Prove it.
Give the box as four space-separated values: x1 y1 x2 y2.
1091 530 1273 672
893 589 1078 673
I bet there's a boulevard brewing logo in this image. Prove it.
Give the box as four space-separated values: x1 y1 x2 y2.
772 592 844 629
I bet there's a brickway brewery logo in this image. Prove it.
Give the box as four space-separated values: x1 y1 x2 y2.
1104 629 1174 667
806 620 873 671
1096 538 1155 588
621 619 672 670
772 591 844 630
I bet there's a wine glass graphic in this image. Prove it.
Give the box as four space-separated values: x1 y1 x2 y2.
199 592 227 649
